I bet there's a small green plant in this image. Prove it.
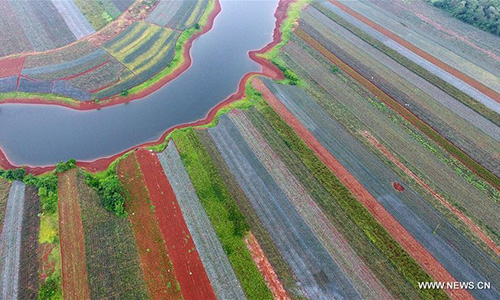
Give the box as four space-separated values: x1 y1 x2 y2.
121 89 129 97
332 65 340 73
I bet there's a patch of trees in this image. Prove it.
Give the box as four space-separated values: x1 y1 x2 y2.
430 0 500 36
84 172 126 217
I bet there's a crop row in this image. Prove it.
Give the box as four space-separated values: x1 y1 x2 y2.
136 149 217 300
76 170 148 299
280 35 500 249
299 11 500 179
312 2 500 126
333 0 500 94
116 153 181 299
148 0 209 30
169 131 274 299
208 114 361 299
261 77 500 299
228 109 392 299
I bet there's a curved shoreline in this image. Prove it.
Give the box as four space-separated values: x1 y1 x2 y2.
0 0 294 174
0 0 222 111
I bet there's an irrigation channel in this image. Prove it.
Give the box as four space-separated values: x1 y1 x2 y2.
0 0 279 167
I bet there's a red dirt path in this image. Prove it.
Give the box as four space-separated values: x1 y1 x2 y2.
135 149 216 300
328 0 500 104
117 153 182 300
0 56 25 78
245 233 290 300
363 131 500 259
252 77 473 300
58 169 91 300
0 0 294 175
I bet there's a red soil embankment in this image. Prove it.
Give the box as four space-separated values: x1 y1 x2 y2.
0 56 25 78
58 169 91 300
117 153 182 300
328 0 500 104
252 77 473 300
135 149 216 300
363 131 500 258
245 233 290 300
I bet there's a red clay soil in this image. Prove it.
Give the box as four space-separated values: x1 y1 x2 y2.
252 77 473 300
393 182 405 192
245 233 290 300
363 131 500 259
18 185 41 300
38 243 56 282
0 56 25 78
328 0 500 104
116 153 182 300
135 148 216 300
0 0 295 175
58 169 91 300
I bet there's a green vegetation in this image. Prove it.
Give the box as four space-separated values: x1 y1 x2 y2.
172 128 273 300
84 171 126 216
429 0 500 36
313 2 500 128
55 159 77 174
253 97 447 299
73 0 116 30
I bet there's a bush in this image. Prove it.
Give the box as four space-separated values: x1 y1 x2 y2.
55 159 76 174
84 172 126 216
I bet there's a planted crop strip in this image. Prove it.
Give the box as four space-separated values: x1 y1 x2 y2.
117 153 181 299
162 135 272 299
76 171 149 299
245 106 424 299
322 1 500 110
0 179 11 228
262 78 500 299
244 233 290 300
0 181 25 299
253 77 459 299
196 129 303 298
293 27 500 192
361 131 500 258
303 6 500 145
333 0 500 94
229 110 392 299
208 115 361 299
18 185 41 300
299 15 500 178
311 2 500 127
58 170 91 299
50 0 95 39
147 0 183 27
280 37 500 242
135 148 217 300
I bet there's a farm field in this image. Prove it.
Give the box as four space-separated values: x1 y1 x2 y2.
58 170 91 299
0 0 215 103
258 77 500 299
2 0 500 299
278 9 500 246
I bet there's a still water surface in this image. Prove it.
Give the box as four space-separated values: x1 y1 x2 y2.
0 0 278 166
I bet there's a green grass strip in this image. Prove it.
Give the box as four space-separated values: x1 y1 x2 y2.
172 128 273 300
254 97 448 300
